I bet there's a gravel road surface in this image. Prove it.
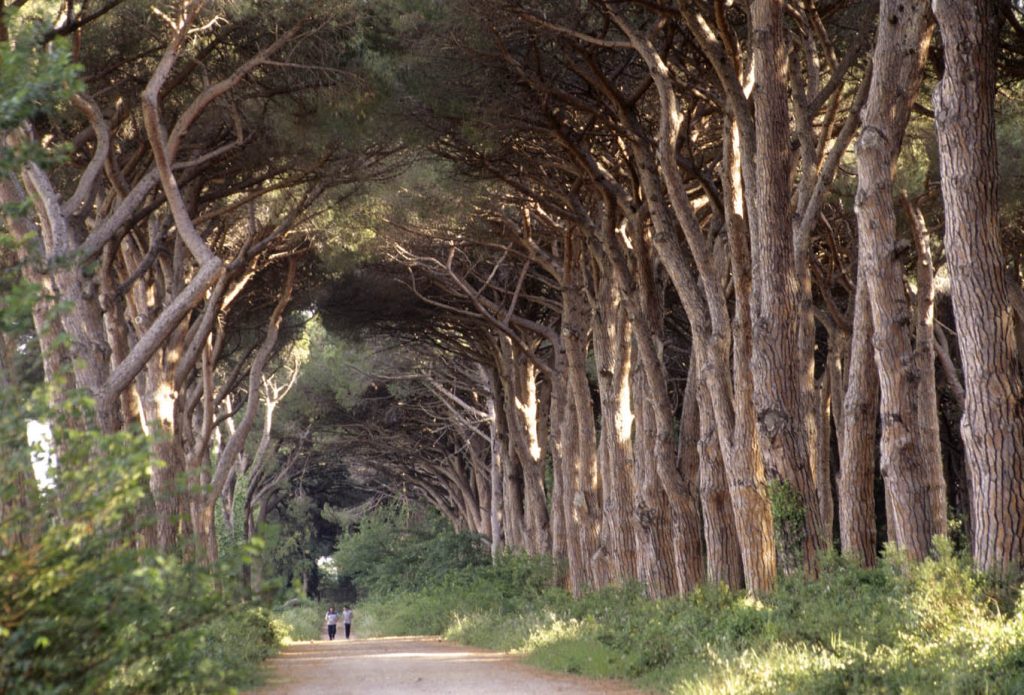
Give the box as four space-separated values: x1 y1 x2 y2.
245 635 643 695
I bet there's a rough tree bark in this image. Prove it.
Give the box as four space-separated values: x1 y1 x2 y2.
838 259 881 565
933 0 1024 573
748 0 823 574
591 277 638 586
855 0 946 559
697 376 745 588
559 235 601 593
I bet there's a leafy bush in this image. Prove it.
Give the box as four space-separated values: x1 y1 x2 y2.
359 589 454 636
353 528 1024 694
353 550 560 639
272 601 326 643
0 396 281 693
333 503 489 597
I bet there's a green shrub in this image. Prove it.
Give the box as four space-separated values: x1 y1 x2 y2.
1 538 279 694
272 601 327 643
352 551 560 640
0 393 278 693
446 609 553 652
767 479 807 576
352 531 1024 694
360 590 453 636
333 504 489 597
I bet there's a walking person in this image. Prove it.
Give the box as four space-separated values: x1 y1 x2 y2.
325 606 339 640
342 606 353 639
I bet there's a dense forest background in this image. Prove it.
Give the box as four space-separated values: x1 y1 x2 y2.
6 0 1024 691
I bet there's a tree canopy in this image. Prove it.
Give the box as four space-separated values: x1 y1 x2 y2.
7 6 1024 688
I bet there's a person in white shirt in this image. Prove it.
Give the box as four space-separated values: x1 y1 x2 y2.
325 607 339 640
342 606 353 639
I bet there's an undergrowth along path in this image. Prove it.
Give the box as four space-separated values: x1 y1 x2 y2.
245 635 642 694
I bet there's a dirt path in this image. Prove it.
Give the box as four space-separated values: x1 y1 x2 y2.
245 635 643 695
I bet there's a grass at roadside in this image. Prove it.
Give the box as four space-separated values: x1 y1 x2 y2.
352 540 1024 694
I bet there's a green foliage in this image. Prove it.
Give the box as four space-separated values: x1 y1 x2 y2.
283 319 375 412
0 392 280 693
0 21 81 179
355 531 1024 694
767 479 807 575
673 547 1024 694
997 89 1024 226
356 551 560 640
333 504 489 597
272 600 327 643
260 493 321 599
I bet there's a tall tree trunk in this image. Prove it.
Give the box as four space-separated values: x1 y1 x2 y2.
909 197 947 523
6 170 118 431
497 339 550 554
721 121 777 593
466 432 493 540
816 371 835 547
519 358 550 554
631 372 679 597
856 0 946 559
0 180 67 390
592 282 637 585
838 260 881 565
560 241 601 593
143 373 185 554
698 381 745 588
491 377 525 551
673 355 706 592
546 357 566 566
933 0 1024 573
748 0 823 575
481 365 505 558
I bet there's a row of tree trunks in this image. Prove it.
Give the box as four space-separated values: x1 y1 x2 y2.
624 219 703 595
366 0 1024 595
611 6 790 592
